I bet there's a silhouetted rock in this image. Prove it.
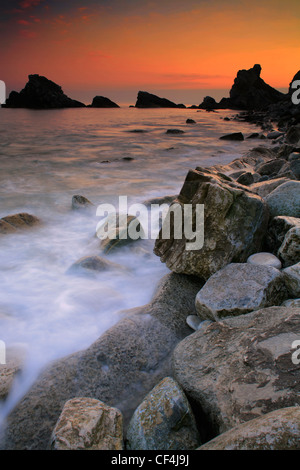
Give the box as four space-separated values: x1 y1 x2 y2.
135 91 186 109
88 96 119 108
199 65 285 111
3 74 85 109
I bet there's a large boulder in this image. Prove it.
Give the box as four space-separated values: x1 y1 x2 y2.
173 306 300 437
0 273 202 450
265 181 300 218
195 263 287 320
249 178 290 198
135 91 186 109
3 75 85 109
50 398 123 450
126 377 200 450
154 168 269 280
197 407 300 450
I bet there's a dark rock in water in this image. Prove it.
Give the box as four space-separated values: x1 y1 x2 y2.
71 195 93 211
88 96 119 108
135 91 186 109
247 132 260 139
3 74 85 109
220 132 244 141
166 129 185 134
0 213 40 234
186 119 196 124
198 96 218 110
67 256 124 276
122 156 135 161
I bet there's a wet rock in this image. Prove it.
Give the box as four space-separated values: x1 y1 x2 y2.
197 407 300 450
247 252 282 269
154 168 269 280
186 119 196 124
267 131 284 139
71 195 93 211
219 132 244 141
3 74 85 109
67 256 124 276
195 263 287 320
283 262 300 297
50 398 123 450
278 226 300 267
0 346 26 401
265 181 300 218
0 272 202 450
98 214 145 254
88 96 119 108
126 377 200 450
0 213 40 233
173 306 300 436
142 194 178 207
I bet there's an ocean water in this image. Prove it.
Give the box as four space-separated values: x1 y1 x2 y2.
0 106 271 420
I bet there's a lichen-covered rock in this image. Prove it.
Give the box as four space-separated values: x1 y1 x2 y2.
197 407 300 450
278 226 300 267
154 168 268 280
283 262 300 297
195 263 287 320
50 398 123 450
126 377 201 450
266 215 300 253
173 306 300 436
265 181 300 218
71 195 93 211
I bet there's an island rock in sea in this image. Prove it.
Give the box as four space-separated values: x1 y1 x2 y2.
88 96 120 108
3 74 85 109
135 91 186 108
199 64 285 111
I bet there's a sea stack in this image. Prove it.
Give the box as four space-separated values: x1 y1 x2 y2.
3 74 85 109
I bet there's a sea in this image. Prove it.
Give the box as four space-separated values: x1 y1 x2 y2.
0 106 273 422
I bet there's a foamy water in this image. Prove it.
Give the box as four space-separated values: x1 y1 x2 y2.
0 106 271 421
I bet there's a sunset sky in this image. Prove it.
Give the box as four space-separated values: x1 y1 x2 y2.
1 0 300 105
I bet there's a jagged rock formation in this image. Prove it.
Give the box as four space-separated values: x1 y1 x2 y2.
199 64 285 111
3 74 85 109
135 91 186 108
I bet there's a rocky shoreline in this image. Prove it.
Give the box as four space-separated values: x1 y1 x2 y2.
0 68 300 451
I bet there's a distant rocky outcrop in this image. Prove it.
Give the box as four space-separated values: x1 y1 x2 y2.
3 74 85 109
135 91 186 109
88 96 120 108
199 64 285 111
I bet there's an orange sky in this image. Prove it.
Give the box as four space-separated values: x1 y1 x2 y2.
1 0 300 104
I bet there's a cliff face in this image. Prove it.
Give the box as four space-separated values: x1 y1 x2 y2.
199 64 286 111
3 74 85 109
